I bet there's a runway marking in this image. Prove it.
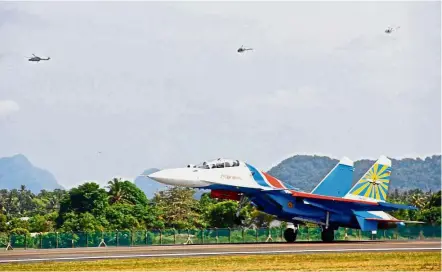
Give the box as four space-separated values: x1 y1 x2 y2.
0 247 439 263
1 241 440 257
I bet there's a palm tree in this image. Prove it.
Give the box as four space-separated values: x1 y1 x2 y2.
5 190 19 215
410 193 427 209
107 178 132 205
17 184 35 215
47 194 59 212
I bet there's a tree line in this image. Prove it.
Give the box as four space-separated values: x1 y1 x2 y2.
0 179 440 235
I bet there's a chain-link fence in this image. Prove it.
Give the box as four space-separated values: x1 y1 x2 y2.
0 225 440 250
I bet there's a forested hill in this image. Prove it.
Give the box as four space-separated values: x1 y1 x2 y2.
0 154 63 193
267 155 441 193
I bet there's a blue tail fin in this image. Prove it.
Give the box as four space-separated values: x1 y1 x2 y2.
310 157 354 197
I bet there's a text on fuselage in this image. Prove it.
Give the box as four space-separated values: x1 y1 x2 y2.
220 174 242 180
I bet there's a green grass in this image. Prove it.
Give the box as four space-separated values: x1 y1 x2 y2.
1 251 440 271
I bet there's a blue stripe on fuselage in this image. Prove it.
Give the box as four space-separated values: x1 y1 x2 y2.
245 163 270 187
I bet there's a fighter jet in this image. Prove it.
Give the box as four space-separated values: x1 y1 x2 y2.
27 54 51 62
144 156 421 242
237 45 253 53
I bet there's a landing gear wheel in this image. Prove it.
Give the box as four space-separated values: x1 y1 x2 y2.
321 228 335 242
284 228 298 243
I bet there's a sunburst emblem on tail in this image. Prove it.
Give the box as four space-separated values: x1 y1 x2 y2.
346 156 392 202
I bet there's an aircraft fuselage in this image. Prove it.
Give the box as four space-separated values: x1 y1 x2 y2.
148 159 359 229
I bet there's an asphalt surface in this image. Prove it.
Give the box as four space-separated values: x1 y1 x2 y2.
0 240 440 263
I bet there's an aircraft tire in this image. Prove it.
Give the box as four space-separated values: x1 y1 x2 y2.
283 228 297 243
321 228 335 242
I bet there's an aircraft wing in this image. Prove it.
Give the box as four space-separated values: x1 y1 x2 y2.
198 179 300 197
290 191 418 212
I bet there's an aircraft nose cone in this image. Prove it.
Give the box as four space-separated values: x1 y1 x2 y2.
147 170 166 181
147 168 199 187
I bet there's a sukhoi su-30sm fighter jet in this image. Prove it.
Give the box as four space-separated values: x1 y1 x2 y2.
145 156 421 242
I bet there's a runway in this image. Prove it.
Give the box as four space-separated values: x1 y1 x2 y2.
0 240 440 263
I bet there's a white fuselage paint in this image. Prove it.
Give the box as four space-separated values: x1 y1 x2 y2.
147 162 267 189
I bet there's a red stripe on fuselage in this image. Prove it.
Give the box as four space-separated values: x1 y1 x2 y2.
261 172 285 189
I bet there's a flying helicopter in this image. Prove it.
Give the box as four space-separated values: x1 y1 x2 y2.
237 45 253 53
385 26 400 34
27 54 51 62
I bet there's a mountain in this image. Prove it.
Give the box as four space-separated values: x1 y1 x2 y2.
134 168 167 199
0 154 63 192
267 155 441 193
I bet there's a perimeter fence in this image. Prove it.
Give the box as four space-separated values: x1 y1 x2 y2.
1 225 440 250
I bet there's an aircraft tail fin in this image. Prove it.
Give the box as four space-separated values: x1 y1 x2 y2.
310 157 354 197
345 155 392 202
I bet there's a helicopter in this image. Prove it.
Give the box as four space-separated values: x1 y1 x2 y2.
237 45 253 53
27 54 51 62
385 26 400 34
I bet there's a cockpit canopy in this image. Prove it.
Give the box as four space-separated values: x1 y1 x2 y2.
187 158 241 169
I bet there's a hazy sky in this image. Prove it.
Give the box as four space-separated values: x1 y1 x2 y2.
0 1 440 188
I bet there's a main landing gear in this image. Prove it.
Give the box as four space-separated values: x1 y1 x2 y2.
283 225 334 242
320 211 335 242
282 224 335 243
283 211 336 243
321 227 335 242
283 224 298 243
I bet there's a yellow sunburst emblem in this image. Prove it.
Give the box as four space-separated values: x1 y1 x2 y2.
368 176 378 184
288 201 293 208
351 162 391 201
